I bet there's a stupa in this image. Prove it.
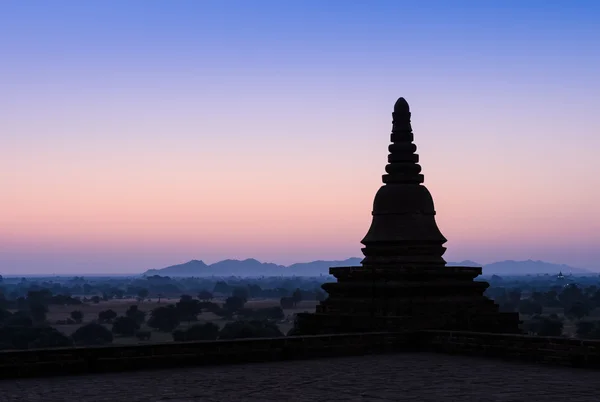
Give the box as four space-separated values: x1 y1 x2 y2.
293 98 521 335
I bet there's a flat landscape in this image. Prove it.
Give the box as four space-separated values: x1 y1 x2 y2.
43 298 320 343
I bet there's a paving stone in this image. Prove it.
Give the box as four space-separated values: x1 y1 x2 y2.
2 353 600 401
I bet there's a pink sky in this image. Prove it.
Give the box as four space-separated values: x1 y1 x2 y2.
1 2 599 274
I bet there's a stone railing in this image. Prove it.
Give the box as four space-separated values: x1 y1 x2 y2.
2 330 600 379
0 332 417 379
419 330 600 369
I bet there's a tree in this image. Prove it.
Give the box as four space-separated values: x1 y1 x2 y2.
70 310 83 324
112 316 139 336
252 306 284 321
565 301 591 320
292 288 303 306
213 281 230 295
315 289 326 302
0 308 12 324
173 322 220 341
72 323 113 346
576 321 600 340
224 296 246 312
137 288 149 302
280 297 294 309
98 309 117 323
147 305 180 332
537 317 564 337
518 299 542 316
175 295 202 322
5 311 33 327
197 290 213 301
125 305 146 325
219 320 283 340
29 303 48 323
29 327 73 349
232 287 249 301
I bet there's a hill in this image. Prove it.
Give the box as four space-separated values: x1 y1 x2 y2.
481 259 590 275
142 258 591 277
142 258 361 277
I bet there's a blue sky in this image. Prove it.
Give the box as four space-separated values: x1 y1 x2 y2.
1 1 599 274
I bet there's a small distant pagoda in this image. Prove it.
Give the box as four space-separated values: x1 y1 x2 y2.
293 98 521 335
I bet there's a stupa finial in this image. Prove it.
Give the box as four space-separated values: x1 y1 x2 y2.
394 97 410 114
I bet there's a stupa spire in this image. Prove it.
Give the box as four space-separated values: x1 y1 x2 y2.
384 97 424 184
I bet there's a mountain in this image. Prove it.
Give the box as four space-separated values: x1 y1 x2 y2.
447 260 481 267
143 259 209 276
142 258 361 277
286 258 362 277
480 260 590 275
142 258 592 277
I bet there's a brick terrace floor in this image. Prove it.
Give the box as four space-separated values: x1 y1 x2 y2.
3 353 600 402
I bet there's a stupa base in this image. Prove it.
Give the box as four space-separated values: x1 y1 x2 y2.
290 265 522 336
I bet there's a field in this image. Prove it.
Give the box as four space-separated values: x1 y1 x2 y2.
48 298 320 344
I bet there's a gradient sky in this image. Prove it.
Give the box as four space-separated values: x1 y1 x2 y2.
1 1 599 274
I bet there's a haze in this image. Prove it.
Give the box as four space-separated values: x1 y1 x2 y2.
1 1 599 274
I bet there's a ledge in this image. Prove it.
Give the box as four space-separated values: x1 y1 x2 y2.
0 332 417 379
2 330 600 380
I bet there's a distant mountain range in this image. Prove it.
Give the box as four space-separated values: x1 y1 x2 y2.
142 258 592 277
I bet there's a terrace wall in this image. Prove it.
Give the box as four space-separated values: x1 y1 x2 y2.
2 330 600 379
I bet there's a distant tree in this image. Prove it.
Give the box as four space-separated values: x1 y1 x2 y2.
197 290 213 301
112 316 139 336
224 296 246 312
559 284 585 308
537 317 564 337
90 295 101 304
280 297 294 309
135 330 152 341
498 302 517 313
0 308 12 324
72 323 113 346
70 310 83 324
576 321 600 340
315 289 326 302
518 299 543 316
125 305 146 325
213 281 230 295
28 327 73 349
291 288 303 306
5 311 33 327
232 287 249 301
98 309 117 323
565 301 591 320
29 303 48 323
173 322 220 342
137 288 149 302
219 320 283 340
252 306 284 321
82 283 93 295
524 316 564 337
175 295 202 322
147 305 180 332
507 290 522 306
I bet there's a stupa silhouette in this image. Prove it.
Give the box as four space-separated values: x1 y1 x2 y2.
293 97 521 335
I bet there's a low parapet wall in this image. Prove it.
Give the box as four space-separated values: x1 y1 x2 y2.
420 330 600 369
0 332 417 379
3 330 600 379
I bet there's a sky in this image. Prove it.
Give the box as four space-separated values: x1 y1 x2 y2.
1 1 600 274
